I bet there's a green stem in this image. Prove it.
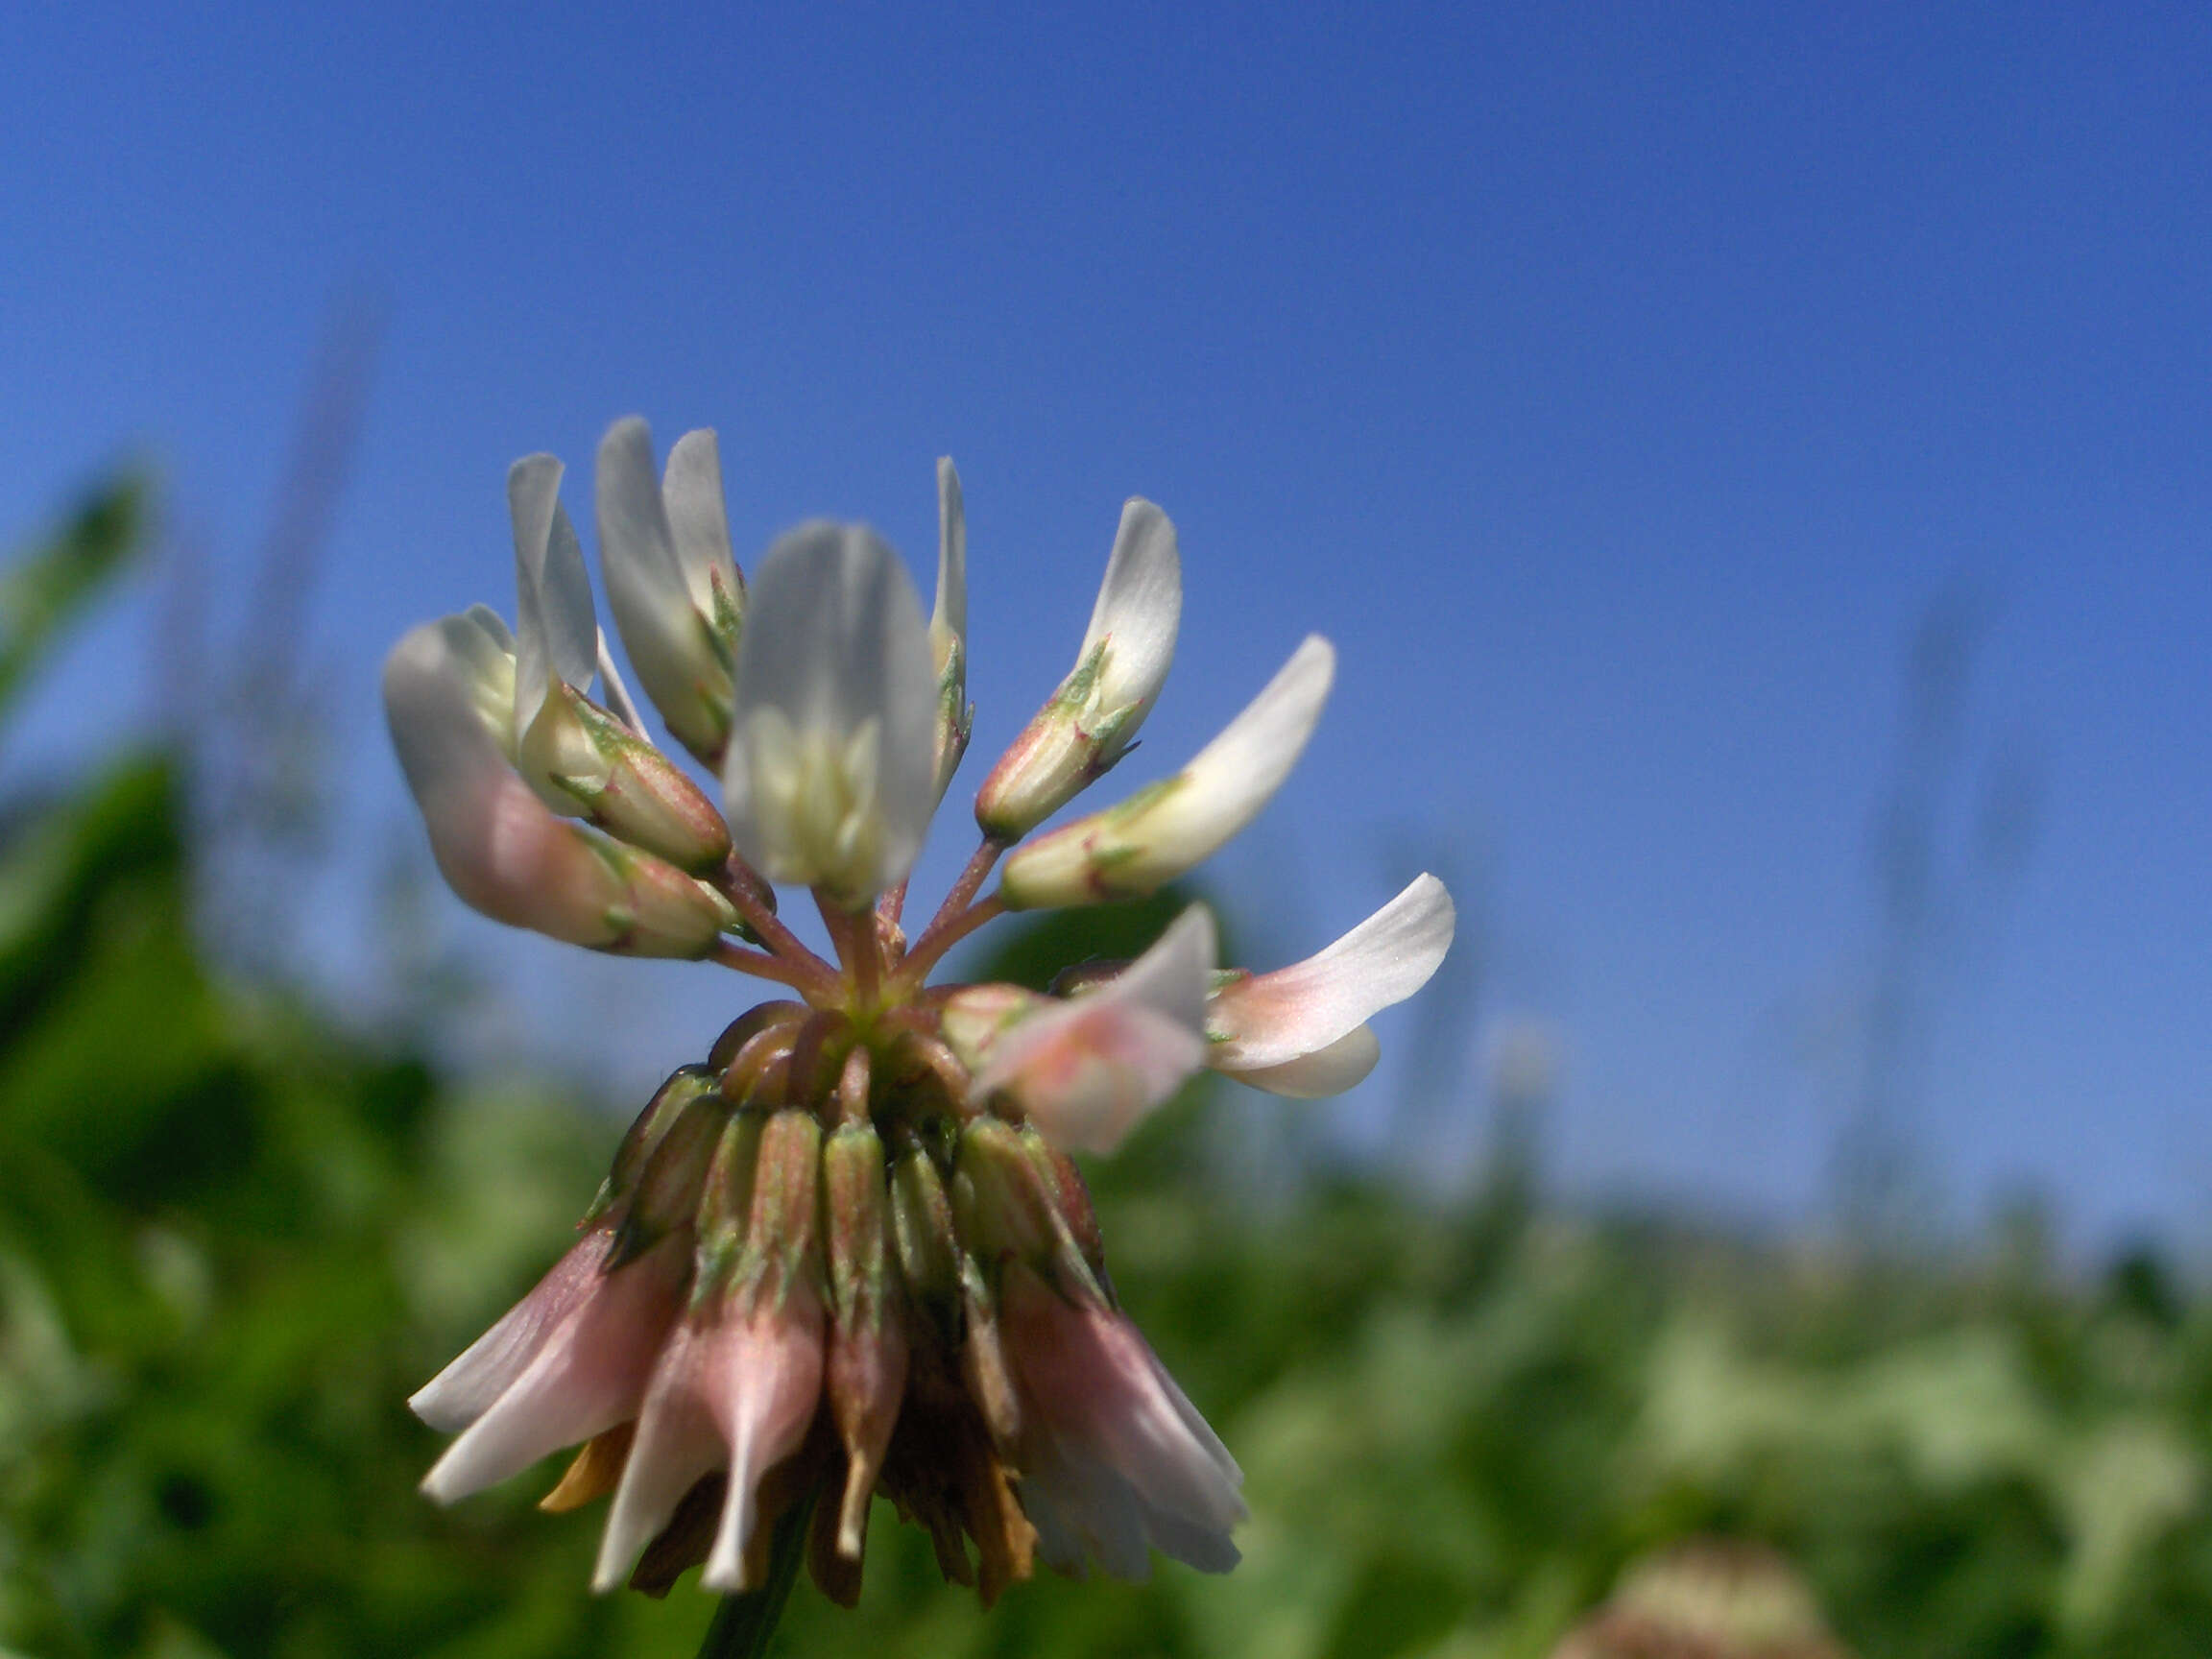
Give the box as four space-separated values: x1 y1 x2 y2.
693 1490 815 1659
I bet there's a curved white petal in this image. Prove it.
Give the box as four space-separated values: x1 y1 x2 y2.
974 497 1180 839
1208 874 1455 1070
420 1237 686 1504
932 456 968 653
721 522 937 903
999 636 1334 908
599 418 737 761
1221 1025 1381 1098
409 1232 611 1432
1001 1262 1244 1578
1079 498 1179 711
509 456 595 742
974 906 1215 1154
662 428 742 621
385 619 731 954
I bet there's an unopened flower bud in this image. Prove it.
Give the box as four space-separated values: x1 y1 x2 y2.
822 1121 908 1558
589 837 741 958
526 683 733 873
727 1109 823 1312
693 1108 769 1291
975 498 1179 839
999 635 1333 909
937 983 1050 1076
607 1080 731 1266
888 1143 961 1327
953 1118 1106 1307
583 1066 723 1228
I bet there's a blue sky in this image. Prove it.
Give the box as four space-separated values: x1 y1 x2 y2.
3 2 2207 1250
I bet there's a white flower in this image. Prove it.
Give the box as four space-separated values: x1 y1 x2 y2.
975 497 1181 840
1206 874 1456 1096
969 905 1215 1154
720 523 939 906
998 635 1334 909
382 618 734 955
599 419 745 766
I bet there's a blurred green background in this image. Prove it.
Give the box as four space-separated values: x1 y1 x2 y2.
3 482 2206 1659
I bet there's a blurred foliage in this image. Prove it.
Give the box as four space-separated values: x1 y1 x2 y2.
2 485 2208 1657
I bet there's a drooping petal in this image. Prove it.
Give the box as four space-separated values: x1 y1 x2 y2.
975 498 1181 839
999 636 1334 909
420 1236 688 1504
999 1262 1244 1578
410 1230 613 1432
589 1289 826 1593
1208 874 1455 1074
384 619 733 955
599 419 740 765
973 906 1215 1155
721 522 938 905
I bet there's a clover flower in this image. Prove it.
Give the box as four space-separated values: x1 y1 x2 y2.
387 419 1455 1620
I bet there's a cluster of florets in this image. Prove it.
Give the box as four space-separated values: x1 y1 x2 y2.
384 420 1454 1602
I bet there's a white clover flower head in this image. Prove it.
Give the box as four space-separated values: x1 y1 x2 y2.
386 421 1453 1612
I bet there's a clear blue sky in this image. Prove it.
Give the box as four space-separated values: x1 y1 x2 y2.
4 1 2206 1251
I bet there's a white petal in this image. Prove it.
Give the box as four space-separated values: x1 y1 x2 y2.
384 620 728 953
509 457 595 740
662 428 742 620
420 1238 685 1504
974 907 1216 1154
591 1320 725 1592
1223 1025 1381 1097
1208 875 1455 1069
600 418 735 760
999 636 1334 908
932 456 968 648
721 522 937 901
1078 498 1179 711
409 1233 610 1432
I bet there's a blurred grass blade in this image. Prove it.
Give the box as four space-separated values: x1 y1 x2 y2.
0 474 148 730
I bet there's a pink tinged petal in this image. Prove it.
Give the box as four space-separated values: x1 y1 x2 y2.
1001 1263 1244 1577
385 619 617 944
974 907 1216 1155
701 1289 827 1591
386 620 733 953
999 636 1335 909
420 1236 686 1505
1223 1025 1381 1098
410 1230 612 1432
592 1287 826 1593
1208 874 1455 1070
